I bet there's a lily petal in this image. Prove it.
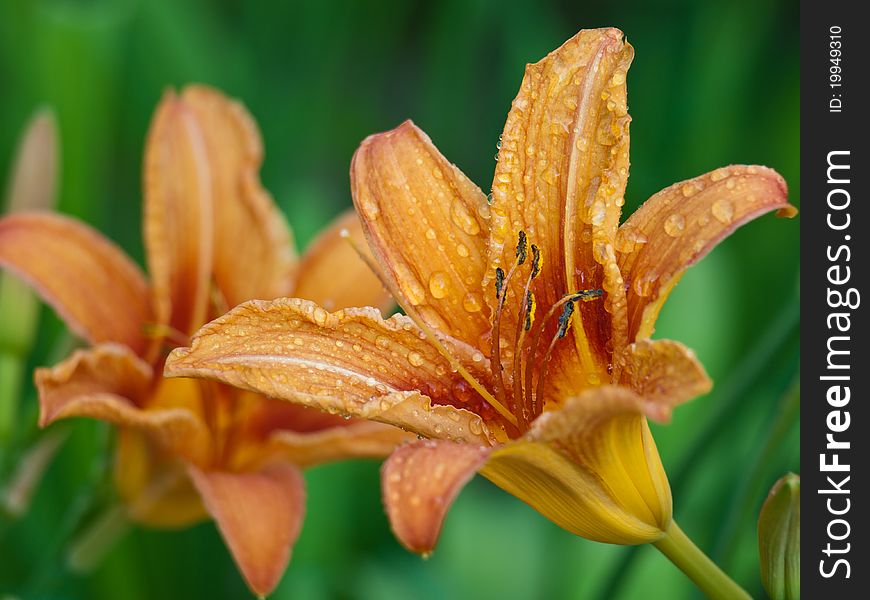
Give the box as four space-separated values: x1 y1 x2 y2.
0 213 151 354
35 344 209 464
614 339 711 421
269 422 414 468
487 28 635 388
144 89 214 336
382 440 490 553
165 298 494 443
188 464 305 597
481 386 671 544
294 209 392 313
180 86 298 307
114 429 207 528
617 165 796 340
351 121 491 344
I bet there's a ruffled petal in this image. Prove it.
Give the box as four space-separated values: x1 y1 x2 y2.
143 89 214 336
481 385 671 544
486 28 635 392
614 339 711 421
0 213 151 354
351 121 491 345
382 440 490 553
293 209 392 313
35 344 210 464
165 298 495 443
188 464 305 597
617 165 796 340
179 86 298 307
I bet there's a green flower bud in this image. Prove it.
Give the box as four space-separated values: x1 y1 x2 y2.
758 473 800 600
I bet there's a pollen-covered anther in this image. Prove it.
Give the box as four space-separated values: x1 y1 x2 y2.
573 288 604 302
530 245 541 280
515 230 528 265
523 291 536 332
495 267 505 299
556 301 576 338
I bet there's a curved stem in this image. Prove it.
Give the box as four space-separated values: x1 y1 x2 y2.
653 521 750 600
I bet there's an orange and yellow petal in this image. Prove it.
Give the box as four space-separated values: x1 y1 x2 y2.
350 121 492 345
614 339 712 421
114 429 207 528
382 440 490 553
35 344 210 464
481 386 671 544
617 165 796 340
144 89 215 336
164 298 494 443
293 209 392 313
487 28 635 390
267 421 414 469
179 86 298 307
0 213 151 354
188 464 305 597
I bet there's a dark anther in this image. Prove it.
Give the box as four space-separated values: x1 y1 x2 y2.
556 301 576 338
530 244 541 279
516 231 528 265
495 267 505 299
573 288 604 302
523 291 536 331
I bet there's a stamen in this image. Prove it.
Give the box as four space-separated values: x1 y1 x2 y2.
522 294 577 415
522 288 604 418
515 230 527 265
340 230 518 428
556 301 576 338
530 244 541 280
490 260 520 405
524 291 536 332
494 267 505 299
511 272 536 428
573 288 603 302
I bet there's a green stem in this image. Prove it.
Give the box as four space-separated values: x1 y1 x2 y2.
653 521 750 600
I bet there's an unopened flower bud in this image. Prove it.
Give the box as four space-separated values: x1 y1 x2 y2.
758 473 800 600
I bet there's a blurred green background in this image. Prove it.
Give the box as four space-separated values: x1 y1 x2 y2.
0 0 798 598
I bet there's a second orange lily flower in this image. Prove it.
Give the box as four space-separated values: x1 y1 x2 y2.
0 86 410 596
164 27 797 584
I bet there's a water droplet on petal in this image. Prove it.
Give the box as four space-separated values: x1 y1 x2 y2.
425 228 437 240
710 167 730 182
462 292 482 313
396 264 426 305
712 199 735 224
408 352 424 367
428 272 449 299
632 270 658 297
451 199 481 235
664 214 686 237
456 243 469 257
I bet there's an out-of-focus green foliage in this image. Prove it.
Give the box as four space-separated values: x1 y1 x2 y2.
0 0 798 598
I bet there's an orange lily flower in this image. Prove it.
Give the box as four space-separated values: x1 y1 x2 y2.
0 86 410 596
164 29 796 568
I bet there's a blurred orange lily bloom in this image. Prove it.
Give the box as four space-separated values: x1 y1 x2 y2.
0 86 409 596
164 29 796 555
